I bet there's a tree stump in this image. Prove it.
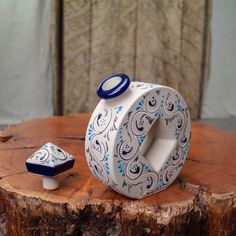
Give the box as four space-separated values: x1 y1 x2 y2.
0 114 235 235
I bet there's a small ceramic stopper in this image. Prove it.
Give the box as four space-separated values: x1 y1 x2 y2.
97 73 130 99
25 142 75 190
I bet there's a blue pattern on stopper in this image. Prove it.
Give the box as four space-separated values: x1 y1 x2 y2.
25 143 75 177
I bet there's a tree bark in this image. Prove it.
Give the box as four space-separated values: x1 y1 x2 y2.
0 114 235 235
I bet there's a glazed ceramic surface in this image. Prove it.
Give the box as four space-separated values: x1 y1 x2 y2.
26 142 75 177
85 76 191 199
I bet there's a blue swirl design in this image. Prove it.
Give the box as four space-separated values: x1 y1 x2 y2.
86 84 191 199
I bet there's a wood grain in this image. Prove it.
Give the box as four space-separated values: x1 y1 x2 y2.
0 114 235 235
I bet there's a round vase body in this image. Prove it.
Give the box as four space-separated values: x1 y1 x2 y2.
85 81 191 199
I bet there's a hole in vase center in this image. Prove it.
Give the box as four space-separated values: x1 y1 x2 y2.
139 118 177 173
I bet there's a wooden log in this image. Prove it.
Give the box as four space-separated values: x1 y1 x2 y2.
0 114 235 235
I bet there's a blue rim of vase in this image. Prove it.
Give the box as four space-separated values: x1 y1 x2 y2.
97 74 130 99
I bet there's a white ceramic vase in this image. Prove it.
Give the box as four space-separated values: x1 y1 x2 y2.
85 74 191 199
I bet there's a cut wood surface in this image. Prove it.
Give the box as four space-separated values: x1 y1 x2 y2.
0 114 235 235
